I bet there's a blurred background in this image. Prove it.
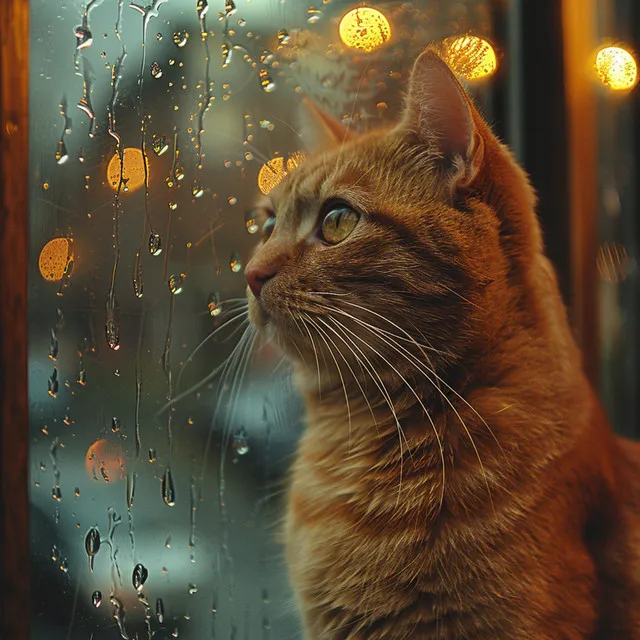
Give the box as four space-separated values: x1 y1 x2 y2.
28 0 639 638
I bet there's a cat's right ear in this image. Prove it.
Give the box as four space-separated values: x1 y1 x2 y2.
298 98 356 150
399 49 483 189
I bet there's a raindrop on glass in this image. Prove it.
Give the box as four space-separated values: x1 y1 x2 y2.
74 25 93 50
48 368 59 397
229 253 242 272
152 134 169 156
49 329 59 360
111 417 121 432
150 61 163 79
52 486 62 501
277 29 290 44
188 584 198 595
168 273 185 295
162 467 176 506
132 563 149 590
156 597 165 622
85 526 100 571
92 590 102 608
174 166 185 182
259 70 276 92
105 319 120 351
227 196 237 205
149 448 157 462
307 6 322 23
149 232 163 256
245 210 259 234
55 140 69 165
207 292 222 317
191 181 204 198
197 0 209 20
222 43 232 67
156 32 163 41
224 0 236 18
172 31 189 48
232 427 249 456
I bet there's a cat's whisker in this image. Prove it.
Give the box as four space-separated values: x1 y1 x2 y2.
328 316 445 512
313 315 378 430
175 306 249 393
297 312 323 399
329 308 494 514
302 313 353 450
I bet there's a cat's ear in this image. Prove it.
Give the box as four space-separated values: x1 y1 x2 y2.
298 98 356 149
399 49 483 188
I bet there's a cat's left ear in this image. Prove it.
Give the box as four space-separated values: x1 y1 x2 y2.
298 98 356 150
399 49 483 189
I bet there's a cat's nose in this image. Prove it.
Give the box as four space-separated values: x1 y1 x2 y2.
245 263 277 298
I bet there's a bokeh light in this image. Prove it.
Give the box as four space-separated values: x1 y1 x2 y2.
38 237 73 282
443 35 497 80
339 7 391 53
85 439 125 483
595 46 638 91
107 147 148 192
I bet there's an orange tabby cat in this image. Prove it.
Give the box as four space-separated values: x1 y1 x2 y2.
245 49 640 639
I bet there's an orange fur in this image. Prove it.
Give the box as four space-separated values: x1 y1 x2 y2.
246 50 640 639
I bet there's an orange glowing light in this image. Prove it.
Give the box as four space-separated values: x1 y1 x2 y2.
595 46 638 91
107 147 148 192
38 237 74 282
443 36 497 80
85 439 125 483
339 7 391 53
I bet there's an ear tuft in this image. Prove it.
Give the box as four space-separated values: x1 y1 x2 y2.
400 48 483 188
298 98 356 150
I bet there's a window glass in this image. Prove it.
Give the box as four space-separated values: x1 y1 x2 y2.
29 1 496 638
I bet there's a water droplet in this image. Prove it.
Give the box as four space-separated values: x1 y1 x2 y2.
245 211 259 234
48 367 59 397
105 319 120 351
150 61 163 79
172 31 189 48
156 597 165 622
148 232 163 256
259 69 276 92
229 253 242 272
74 25 93 50
149 448 157 462
164 534 172 548
197 0 209 20
232 427 249 456
174 166 185 181
74 487 80 496
277 28 290 44
110 595 128 639
262 587 269 603
188 583 198 595
191 181 204 198
224 0 236 18
227 195 237 205
55 139 69 165
307 6 322 23
92 590 102 607
85 527 100 571
244 151 253 161
49 329 59 360
152 134 169 156
207 292 222 316
132 562 149 590
111 417 121 432
222 42 232 67
52 486 62 501
168 201 178 210
162 468 176 506
168 273 185 295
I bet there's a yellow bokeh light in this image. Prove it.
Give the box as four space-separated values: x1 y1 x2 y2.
339 7 391 53
107 147 148 192
38 237 73 282
595 46 638 91
443 36 497 80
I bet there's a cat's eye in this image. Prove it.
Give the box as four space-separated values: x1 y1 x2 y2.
320 206 360 245
262 215 276 240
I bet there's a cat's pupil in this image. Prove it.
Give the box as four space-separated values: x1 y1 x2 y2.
321 206 359 244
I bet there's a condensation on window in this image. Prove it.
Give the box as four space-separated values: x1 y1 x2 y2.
29 1 494 638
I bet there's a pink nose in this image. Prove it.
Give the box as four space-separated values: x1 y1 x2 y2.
245 263 277 298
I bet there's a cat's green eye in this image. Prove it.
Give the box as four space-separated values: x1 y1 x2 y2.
262 215 276 240
320 206 360 245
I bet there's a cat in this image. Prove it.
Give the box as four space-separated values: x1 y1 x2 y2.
244 49 640 639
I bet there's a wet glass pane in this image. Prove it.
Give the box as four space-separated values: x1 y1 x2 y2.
29 1 496 638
